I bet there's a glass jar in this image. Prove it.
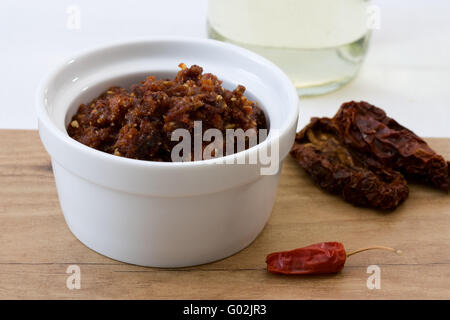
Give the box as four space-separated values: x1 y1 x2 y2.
207 0 371 96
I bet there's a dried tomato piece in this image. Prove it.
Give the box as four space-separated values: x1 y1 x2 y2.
333 101 449 191
291 118 409 210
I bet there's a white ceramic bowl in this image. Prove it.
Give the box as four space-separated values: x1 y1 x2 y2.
36 37 299 267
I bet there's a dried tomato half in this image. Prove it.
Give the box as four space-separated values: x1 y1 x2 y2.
291 117 409 210
333 101 449 191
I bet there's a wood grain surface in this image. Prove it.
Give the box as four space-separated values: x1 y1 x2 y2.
0 130 449 299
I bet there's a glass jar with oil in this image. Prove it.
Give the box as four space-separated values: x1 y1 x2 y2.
207 0 371 96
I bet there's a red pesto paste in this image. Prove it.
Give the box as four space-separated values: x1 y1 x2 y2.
67 63 267 161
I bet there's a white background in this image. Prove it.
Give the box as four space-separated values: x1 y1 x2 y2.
0 0 449 137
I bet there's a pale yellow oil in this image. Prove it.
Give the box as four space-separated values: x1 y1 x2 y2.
207 0 371 96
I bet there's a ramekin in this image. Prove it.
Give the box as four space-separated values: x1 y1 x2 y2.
36 37 299 267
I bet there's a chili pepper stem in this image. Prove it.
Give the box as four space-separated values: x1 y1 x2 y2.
346 246 402 257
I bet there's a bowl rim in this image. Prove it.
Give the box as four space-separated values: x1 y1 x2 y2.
36 36 299 169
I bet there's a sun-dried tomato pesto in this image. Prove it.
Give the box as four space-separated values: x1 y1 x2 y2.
67 64 267 161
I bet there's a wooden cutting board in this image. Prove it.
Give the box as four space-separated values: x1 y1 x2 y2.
0 130 449 299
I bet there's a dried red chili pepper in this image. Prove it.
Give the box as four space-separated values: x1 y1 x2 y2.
266 242 400 275
333 101 449 191
266 242 346 275
290 117 409 210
